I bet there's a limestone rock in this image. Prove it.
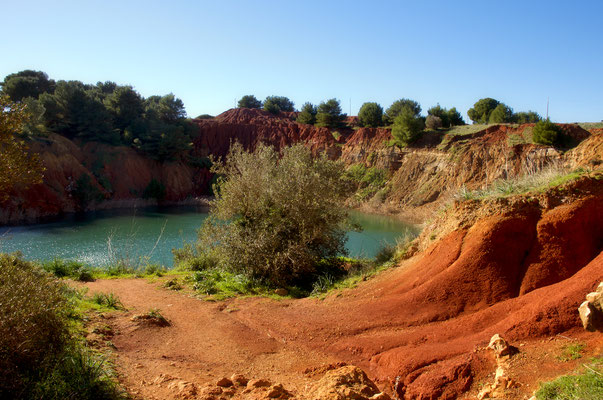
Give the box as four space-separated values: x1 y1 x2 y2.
579 282 603 331
307 365 383 400
230 373 249 386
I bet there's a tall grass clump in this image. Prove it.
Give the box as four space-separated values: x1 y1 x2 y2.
0 253 124 399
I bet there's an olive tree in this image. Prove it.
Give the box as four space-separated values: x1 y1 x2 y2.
196 143 350 286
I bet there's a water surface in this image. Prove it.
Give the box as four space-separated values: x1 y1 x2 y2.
0 207 419 267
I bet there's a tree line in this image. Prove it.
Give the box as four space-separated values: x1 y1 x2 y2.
1 70 197 161
238 94 549 147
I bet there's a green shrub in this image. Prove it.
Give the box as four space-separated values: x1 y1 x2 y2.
72 174 104 210
263 95 294 114
315 98 346 128
358 102 383 127
42 258 94 281
297 102 317 125
425 115 442 130
190 143 351 287
143 178 166 201
384 98 421 125
237 95 262 109
391 109 425 147
0 253 123 399
533 119 561 145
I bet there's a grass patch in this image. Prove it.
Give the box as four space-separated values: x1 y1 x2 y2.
456 166 592 200
557 342 586 362
91 292 124 310
578 122 603 131
535 358 603 400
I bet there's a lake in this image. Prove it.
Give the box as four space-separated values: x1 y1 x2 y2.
0 206 419 267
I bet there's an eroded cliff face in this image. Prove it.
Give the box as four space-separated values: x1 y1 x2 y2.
194 110 595 215
0 133 211 224
2 108 598 225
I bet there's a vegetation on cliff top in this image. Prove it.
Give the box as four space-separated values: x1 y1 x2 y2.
1 70 197 162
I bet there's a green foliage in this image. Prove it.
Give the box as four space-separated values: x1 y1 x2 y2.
196 114 214 119
535 358 603 400
425 115 443 130
191 143 351 287
384 98 421 124
0 253 123 399
557 342 585 361
143 178 167 201
2 70 195 161
514 111 541 123
428 104 466 128
345 164 388 200
296 102 317 125
91 292 124 310
467 97 501 124
489 103 514 123
237 95 262 109
263 95 295 114
42 258 94 282
72 174 104 210
0 95 44 199
190 268 255 297
316 98 346 128
358 102 383 127
391 109 425 147
1 70 55 101
533 119 561 145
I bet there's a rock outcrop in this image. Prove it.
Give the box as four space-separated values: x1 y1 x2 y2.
579 282 603 331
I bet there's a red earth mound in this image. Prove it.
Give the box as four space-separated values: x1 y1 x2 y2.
229 179 603 398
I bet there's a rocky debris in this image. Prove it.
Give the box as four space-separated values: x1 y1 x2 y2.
477 334 519 400
216 377 234 387
231 374 249 386
579 282 603 331
307 365 389 400
166 380 198 399
197 376 292 400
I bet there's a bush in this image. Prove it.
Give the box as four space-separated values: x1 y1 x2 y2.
391 109 425 147
263 95 294 114
191 143 351 286
384 99 421 124
42 258 93 281
0 253 70 396
237 95 262 109
358 102 383 128
467 97 500 123
315 98 346 128
297 102 317 125
72 174 104 210
143 178 166 201
425 115 443 130
533 119 560 145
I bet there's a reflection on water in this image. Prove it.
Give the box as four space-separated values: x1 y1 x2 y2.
0 207 419 267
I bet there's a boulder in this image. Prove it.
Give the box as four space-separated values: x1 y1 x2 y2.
579 282 603 331
307 365 388 400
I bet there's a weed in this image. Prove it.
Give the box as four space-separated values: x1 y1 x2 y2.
91 292 124 310
163 277 183 291
557 342 586 362
133 308 170 327
42 258 95 281
535 358 603 399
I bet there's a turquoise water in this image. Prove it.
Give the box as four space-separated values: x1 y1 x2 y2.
0 207 419 267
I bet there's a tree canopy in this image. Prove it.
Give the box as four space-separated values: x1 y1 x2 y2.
315 98 346 128
237 95 262 109
0 95 44 199
358 102 383 128
263 96 295 114
427 105 465 128
1 70 196 162
384 99 421 125
296 102 317 125
391 109 424 147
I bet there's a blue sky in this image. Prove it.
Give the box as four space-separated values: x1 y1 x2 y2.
2 0 602 122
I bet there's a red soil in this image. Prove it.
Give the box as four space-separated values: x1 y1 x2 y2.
80 179 603 399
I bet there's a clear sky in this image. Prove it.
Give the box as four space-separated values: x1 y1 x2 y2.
2 0 602 122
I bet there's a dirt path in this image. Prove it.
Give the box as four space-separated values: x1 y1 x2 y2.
83 279 338 399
